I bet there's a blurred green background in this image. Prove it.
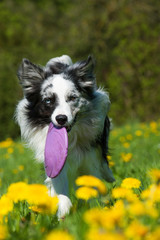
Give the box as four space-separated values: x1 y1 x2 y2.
0 0 160 140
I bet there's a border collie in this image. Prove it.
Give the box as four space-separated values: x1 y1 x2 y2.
15 55 115 218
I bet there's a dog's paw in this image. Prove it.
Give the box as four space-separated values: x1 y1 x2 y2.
45 177 56 196
102 162 115 183
57 194 72 220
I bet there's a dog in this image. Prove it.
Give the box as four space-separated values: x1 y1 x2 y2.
15 55 115 218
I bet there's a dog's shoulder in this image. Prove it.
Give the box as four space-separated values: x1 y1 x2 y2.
93 87 111 113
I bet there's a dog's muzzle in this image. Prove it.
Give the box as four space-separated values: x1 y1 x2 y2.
53 114 77 133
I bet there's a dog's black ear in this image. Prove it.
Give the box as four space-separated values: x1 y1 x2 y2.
74 56 96 94
17 59 45 98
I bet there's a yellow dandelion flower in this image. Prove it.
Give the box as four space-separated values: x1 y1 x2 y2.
128 200 146 217
1 215 8 225
148 169 160 183
0 224 8 240
108 161 115 167
126 134 133 141
18 165 24 171
84 207 104 225
141 188 151 200
8 182 58 214
135 130 142 136
26 184 49 204
7 147 14 154
150 121 157 129
119 136 126 143
12 169 18 174
121 153 133 162
103 206 109 210
141 184 160 203
7 182 29 203
76 186 98 201
84 208 110 229
145 200 158 218
26 184 58 214
147 228 160 240
150 121 157 133
112 187 138 202
75 175 107 195
107 156 115 167
125 220 149 239
0 194 13 216
123 142 130 148
0 138 14 148
42 196 58 214
127 200 158 218
27 184 48 201
112 187 130 198
112 199 125 214
109 200 126 228
86 228 126 240
121 178 141 189
46 230 74 240
0 216 3 224
150 185 160 203
29 196 58 214
29 205 43 213
141 184 159 199
107 155 112 161
84 203 125 230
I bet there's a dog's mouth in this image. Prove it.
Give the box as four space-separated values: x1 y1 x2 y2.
66 125 72 132
52 114 77 133
52 123 72 133
66 115 77 132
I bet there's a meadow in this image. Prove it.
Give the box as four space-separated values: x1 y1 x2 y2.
0 120 160 240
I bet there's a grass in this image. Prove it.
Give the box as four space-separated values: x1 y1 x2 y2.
0 120 160 239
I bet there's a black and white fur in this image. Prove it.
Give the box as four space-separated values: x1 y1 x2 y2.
15 55 115 218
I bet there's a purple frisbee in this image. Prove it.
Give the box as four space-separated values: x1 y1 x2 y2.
44 122 68 178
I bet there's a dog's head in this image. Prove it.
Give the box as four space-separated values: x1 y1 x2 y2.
17 55 96 131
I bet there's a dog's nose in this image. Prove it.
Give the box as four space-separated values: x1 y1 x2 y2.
56 115 68 126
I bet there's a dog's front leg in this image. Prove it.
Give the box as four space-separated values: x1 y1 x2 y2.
45 164 72 219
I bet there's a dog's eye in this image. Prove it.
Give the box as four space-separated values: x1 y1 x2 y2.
44 98 51 105
68 95 78 102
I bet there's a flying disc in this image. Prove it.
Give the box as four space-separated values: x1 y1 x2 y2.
44 122 68 178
